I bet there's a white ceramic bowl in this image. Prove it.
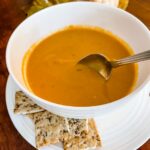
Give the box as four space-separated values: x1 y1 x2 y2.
6 2 150 119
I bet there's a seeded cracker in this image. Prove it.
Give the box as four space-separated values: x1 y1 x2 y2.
29 111 69 148
14 91 44 114
63 119 101 150
14 91 101 149
67 118 88 137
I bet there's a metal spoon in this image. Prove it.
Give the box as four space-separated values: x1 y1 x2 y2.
78 50 150 80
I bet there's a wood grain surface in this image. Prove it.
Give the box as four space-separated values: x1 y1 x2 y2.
0 0 150 149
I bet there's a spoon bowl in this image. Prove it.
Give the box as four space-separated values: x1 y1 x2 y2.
79 54 112 80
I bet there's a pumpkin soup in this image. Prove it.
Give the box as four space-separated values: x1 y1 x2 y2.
22 26 138 106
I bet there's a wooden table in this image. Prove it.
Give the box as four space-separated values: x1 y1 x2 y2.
0 0 150 149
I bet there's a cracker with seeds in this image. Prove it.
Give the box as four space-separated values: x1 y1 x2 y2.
14 91 44 114
29 111 69 148
67 118 88 137
63 119 101 150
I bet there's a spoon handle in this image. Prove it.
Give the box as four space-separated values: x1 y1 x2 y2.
110 50 150 67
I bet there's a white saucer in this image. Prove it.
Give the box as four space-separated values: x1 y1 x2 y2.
6 76 150 150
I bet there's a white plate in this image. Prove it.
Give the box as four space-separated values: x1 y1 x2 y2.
6 75 150 150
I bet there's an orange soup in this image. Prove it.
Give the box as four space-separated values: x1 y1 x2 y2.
22 26 138 106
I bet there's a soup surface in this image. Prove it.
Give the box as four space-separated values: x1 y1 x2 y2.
23 26 138 106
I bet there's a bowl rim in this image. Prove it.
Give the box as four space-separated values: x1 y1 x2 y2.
6 2 150 111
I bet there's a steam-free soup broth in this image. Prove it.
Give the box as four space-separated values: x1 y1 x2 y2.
23 26 138 106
